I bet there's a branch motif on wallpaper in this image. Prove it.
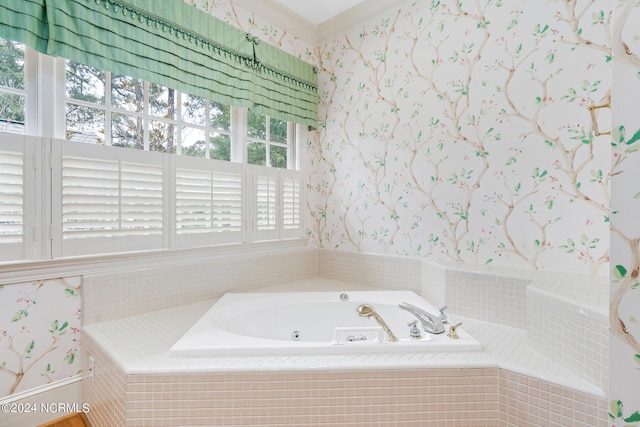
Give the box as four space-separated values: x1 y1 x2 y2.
403 1 494 263
609 0 640 368
0 278 81 397
610 125 640 362
312 0 611 273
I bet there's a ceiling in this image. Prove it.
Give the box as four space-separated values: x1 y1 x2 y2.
232 0 406 42
273 0 367 26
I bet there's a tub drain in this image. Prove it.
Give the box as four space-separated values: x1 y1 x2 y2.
291 330 302 341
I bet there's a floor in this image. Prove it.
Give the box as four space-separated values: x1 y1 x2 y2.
37 413 90 427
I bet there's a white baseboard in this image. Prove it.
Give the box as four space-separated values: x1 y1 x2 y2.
0 377 83 427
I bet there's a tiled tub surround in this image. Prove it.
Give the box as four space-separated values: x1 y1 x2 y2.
82 247 317 325
81 250 608 426
317 251 608 394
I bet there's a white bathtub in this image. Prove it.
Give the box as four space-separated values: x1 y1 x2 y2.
169 290 482 357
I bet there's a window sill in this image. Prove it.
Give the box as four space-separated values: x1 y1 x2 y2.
0 238 309 284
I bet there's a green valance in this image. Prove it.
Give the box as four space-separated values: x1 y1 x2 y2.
251 37 318 127
0 0 318 128
0 0 49 53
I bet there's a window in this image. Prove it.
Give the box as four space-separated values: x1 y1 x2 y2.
0 40 306 261
65 61 105 143
0 39 25 134
65 62 234 160
247 111 291 168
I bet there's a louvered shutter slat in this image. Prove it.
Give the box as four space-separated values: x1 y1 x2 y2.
283 176 301 229
58 145 164 250
0 150 24 246
256 175 277 231
175 160 243 241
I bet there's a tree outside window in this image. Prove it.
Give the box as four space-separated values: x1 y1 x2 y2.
0 49 294 170
248 111 288 168
0 39 25 133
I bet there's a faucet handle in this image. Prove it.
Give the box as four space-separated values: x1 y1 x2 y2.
407 320 421 339
438 306 449 324
447 322 462 339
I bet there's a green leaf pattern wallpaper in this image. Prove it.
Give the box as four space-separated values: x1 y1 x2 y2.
610 0 640 424
0 1 638 423
0 277 81 396
310 0 613 274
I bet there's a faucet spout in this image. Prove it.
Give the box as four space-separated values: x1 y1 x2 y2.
356 304 398 342
399 302 445 334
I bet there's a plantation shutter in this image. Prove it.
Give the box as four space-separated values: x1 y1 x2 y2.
51 139 165 257
1 134 304 260
251 167 304 241
0 148 23 245
281 170 303 238
0 134 34 261
174 156 243 247
254 168 278 241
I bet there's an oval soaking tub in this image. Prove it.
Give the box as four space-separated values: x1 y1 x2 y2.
169 290 482 357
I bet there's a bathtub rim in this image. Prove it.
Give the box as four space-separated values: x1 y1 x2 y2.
81 277 606 397
168 289 483 357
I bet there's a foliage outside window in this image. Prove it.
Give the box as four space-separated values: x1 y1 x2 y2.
65 61 234 161
1 42 296 168
0 39 25 134
248 111 289 168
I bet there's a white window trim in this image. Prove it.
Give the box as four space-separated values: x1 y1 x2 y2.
1 133 305 261
0 46 306 263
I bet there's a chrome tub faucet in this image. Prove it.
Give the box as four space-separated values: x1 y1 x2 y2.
398 302 446 334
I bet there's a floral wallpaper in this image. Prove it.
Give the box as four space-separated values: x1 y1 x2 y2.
0 277 81 397
610 1 640 424
1 1 638 422
309 0 612 275
187 0 317 62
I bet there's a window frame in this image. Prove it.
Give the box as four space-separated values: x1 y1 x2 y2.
64 66 237 159
4 48 300 170
246 113 295 169
0 41 306 262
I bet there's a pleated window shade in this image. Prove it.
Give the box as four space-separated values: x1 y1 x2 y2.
0 0 318 128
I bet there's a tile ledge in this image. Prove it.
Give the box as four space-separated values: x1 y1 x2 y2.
83 283 605 397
